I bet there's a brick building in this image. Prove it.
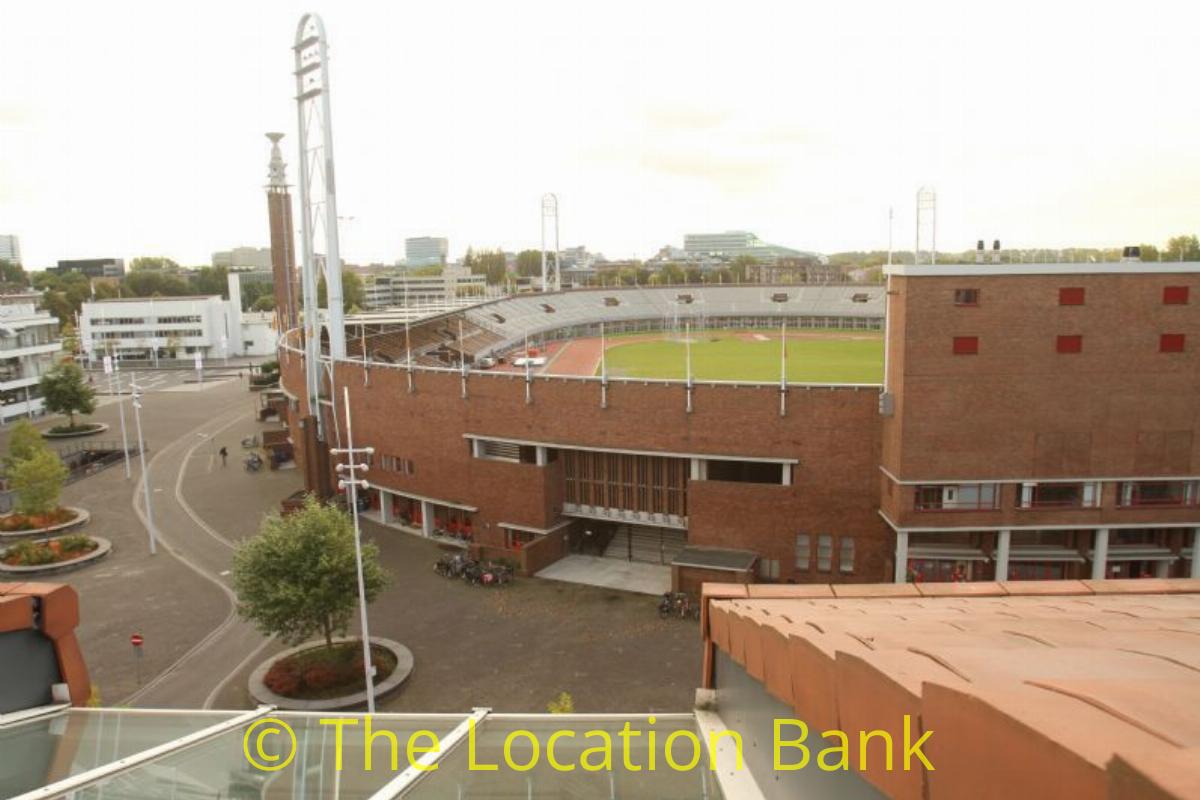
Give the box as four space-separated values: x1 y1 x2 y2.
278 263 1200 588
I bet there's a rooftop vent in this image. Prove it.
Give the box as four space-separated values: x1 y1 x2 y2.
770 292 789 303
676 294 694 304
603 297 620 307
490 313 506 324
976 240 985 264
541 303 556 313
1121 246 1142 263
991 239 1002 264
851 293 870 303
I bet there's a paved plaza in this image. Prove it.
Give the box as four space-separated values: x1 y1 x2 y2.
1 372 700 713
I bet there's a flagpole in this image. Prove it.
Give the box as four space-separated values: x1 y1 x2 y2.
405 317 414 393
524 329 532 404
685 320 693 413
779 319 787 417
600 321 608 409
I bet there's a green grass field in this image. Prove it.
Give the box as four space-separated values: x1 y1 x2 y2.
600 330 883 383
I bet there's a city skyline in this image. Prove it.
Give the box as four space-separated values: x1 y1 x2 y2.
3 1 1200 268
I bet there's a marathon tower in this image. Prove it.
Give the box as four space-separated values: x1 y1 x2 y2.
265 132 299 332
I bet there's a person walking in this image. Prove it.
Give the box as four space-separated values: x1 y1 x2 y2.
218 446 228 467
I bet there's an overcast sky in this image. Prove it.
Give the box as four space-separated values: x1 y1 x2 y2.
3 1 1199 268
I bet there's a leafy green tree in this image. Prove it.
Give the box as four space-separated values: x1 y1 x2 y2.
60 322 80 355
317 271 365 312
10 448 68 517
515 249 548 278
40 360 97 430
0 259 27 286
1164 235 1200 262
5 420 49 470
233 495 388 649
190 265 229 297
251 295 276 312
130 256 180 272
125 270 190 298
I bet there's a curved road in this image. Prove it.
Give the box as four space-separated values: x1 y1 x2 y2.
118 399 276 709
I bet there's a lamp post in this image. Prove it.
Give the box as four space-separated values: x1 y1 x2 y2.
130 374 157 555
105 356 131 479
331 386 376 713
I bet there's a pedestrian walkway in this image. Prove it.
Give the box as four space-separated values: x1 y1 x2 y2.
536 554 671 595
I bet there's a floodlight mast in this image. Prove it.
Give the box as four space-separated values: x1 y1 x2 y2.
540 193 560 292
294 13 347 440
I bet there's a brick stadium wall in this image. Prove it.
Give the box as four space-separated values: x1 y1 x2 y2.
883 272 1200 482
280 341 891 582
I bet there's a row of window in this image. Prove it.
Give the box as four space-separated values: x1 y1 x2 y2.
92 329 204 341
954 286 1190 307
952 333 1186 355
912 480 1199 511
790 533 854 574
91 315 204 326
378 454 416 476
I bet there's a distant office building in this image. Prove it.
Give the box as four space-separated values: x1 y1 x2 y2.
405 237 449 268
683 230 822 264
748 256 842 284
0 293 61 423
0 235 20 264
212 246 273 270
53 258 125 279
360 270 488 311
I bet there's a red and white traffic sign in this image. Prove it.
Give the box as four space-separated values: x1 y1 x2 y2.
130 633 144 647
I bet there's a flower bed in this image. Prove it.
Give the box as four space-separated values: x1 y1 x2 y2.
263 642 398 701
0 507 80 533
42 422 108 439
2 534 98 567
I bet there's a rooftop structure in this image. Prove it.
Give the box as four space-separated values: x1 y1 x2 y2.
684 231 823 264
405 237 448 268
51 258 125 279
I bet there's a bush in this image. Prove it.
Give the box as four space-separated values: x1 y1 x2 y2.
57 534 93 554
547 692 575 714
9 449 69 517
263 661 301 696
302 664 340 691
4 540 56 566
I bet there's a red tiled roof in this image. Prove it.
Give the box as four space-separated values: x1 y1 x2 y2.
702 580 1200 800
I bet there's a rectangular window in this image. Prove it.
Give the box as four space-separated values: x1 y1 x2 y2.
794 534 811 571
914 483 999 511
952 336 979 355
1059 287 1085 305
1022 482 1098 509
705 460 784 485
1056 335 1083 354
479 440 522 462
758 558 780 580
817 534 833 572
1160 333 1186 353
1163 286 1189 305
954 288 980 306
839 537 855 574
1118 480 1198 507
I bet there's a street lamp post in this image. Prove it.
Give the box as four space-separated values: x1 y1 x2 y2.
331 386 377 713
130 374 157 555
105 356 132 479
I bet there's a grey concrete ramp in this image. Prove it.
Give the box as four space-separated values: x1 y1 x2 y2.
536 554 670 596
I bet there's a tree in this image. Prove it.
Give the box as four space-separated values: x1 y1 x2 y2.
233 495 388 649
190 265 229 297
251 295 276 312
1164 235 1200 262
129 256 180 272
5 420 49 470
10 448 68 517
40 360 97 430
0 259 27 287
515 249 547 278
730 255 758 283
125 270 190 298
317 271 365 312
60 322 80 355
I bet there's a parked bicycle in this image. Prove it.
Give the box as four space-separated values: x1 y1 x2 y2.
434 553 514 587
658 592 699 620
243 452 263 473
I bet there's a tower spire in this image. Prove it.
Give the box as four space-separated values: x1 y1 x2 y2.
266 132 288 189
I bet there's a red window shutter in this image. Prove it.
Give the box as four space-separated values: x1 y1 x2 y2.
1059 287 1085 305
1163 286 1190 305
1160 333 1186 353
1056 335 1083 354
952 336 979 355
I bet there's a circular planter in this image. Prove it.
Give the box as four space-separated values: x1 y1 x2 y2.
249 637 413 711
0 507 90 540
41 423 109 439
0 535 111 575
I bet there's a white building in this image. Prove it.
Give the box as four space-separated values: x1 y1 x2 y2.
404 237 449 268
683 230 823 263
0 293 61 423
0 235 20 265
79 274 275 363
361 269 488 311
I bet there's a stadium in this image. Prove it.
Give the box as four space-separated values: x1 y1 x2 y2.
278 260 1200 592
278 283 890 593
